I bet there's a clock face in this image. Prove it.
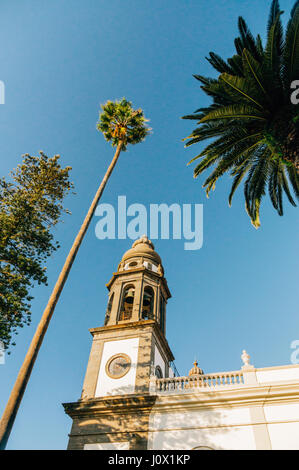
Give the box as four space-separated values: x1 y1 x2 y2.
105 353 131 379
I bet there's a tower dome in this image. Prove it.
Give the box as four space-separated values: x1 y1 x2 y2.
188 360 204 376
121 235 162 266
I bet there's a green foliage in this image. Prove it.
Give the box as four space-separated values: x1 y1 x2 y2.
0 152 73 351
183 0 299 227
97 98 151 151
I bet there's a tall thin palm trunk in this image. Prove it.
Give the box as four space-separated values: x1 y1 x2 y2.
0 141 123 449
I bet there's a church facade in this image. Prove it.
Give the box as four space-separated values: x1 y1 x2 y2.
63 236 299 450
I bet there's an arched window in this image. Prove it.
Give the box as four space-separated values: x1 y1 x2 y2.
159 294 165 334
105 293 114 325
192 446 214 450
155 365 163 378
142 286 154 320
119 285 135 321
129 261 138 267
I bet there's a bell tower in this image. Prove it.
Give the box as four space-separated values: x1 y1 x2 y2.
104 235 169 330
63 236 174 450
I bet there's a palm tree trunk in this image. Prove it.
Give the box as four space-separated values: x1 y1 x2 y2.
0 141 123 450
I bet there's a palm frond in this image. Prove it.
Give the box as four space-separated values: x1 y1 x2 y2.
219 73 264 108
202 140 262 196
283 1 299 84
199 104 267 123
281 166 297 206
228 157 252 206
238 17 261 61
268 0 283 33
227 54 245 76
206 52 234 74
256 35 264 56
183 1 299 228
242 49 269 99
286 165 299 198
264 13 284 76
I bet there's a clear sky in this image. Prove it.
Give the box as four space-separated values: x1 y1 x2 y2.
0 0 298 450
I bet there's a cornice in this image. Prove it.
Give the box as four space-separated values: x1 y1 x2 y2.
106 268 171 299
90 319 156 336
89 320 175 362
152 382 299 412
63 394 157 419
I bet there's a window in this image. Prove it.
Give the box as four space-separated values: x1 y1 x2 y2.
159 294 165 334
104 293 114 325
119 285 135 321
192 446 214 450
129 261 137 267
155 365 163 378
142 286 154 320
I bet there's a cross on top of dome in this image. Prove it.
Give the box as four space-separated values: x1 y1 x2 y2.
132 235 155 250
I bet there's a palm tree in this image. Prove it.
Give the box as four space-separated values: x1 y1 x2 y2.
0 98 150 449
183 0 299 227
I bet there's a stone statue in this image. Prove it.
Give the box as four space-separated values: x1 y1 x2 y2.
241 350 254 370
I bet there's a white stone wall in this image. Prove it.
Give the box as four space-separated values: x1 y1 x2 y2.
154 344 166 377
148 407 256 450
95 338 139 397
84 442 130 450
148 403 299 450
256 366 299 383
264 403 299 450
149 365 299 450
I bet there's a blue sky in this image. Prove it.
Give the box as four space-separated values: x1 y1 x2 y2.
0 0 298 450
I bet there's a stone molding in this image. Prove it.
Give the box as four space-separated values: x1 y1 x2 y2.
151 382 299 412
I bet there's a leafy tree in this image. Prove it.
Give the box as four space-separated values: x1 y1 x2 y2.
183 0 299 227
0 152 73 351
0 98 150 449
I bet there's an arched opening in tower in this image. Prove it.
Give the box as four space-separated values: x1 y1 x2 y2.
104 293 114 325
119 285 135 321
142 286 154 320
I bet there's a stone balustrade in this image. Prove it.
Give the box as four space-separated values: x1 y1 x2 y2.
154 371 244 393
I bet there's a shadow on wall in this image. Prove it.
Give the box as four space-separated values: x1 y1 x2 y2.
64 336 158 449
81 333 155 398
148 397 235 450
64 334 239 450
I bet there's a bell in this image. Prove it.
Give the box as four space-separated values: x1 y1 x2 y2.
124 288 135 304
143 292 152 306
142 304 151 320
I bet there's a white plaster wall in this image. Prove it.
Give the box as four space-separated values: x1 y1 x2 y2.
148 402 299 450
84 442 129 450
148 407 255 450
264 403 299 422
267 422 299 450
154 344 166 377
256 366 299 383
150 407 251 430
263 403 299 449
95 338 139 397
148 426 256 450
